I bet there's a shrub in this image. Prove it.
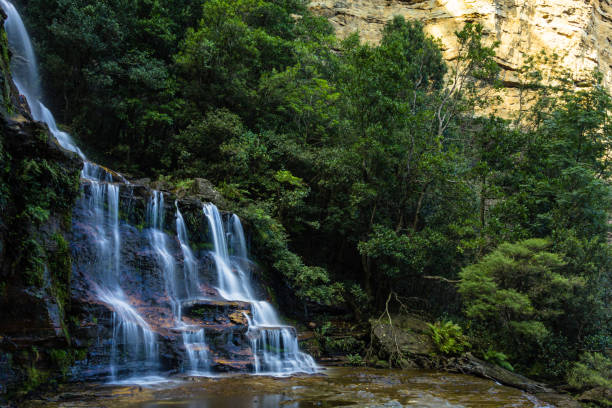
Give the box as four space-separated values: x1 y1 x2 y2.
567 352 612 390
427 320 470 356
483 348 514 371
346 354 365 366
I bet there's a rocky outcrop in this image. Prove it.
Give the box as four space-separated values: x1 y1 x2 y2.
578 387 612 406
309 0 612 113
369 315 435 369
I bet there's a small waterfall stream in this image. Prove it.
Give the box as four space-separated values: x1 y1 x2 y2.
176 202 201 300
80 163 160 381
0 0 83 158
203 204 318 375
0 0 317 381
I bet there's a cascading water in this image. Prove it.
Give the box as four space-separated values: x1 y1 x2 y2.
176 202 201 300
0 0 160 382
0 0 82 157
1 0 315 380
176 203 211 375
145 193 211 375
203 204 254 301
229 214 248 260
147 191 181 319
203 204 318 375
80 164 159 380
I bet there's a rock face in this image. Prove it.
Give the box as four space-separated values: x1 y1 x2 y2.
309 0 612 113
578 387 612 406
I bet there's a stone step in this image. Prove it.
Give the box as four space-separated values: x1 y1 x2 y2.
252 325 296 331
182 298 253 310
184 344 208 352
182 299 252 327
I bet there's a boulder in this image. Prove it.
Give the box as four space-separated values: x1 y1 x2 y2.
578 387 612 407
173 178 226 207
369 315 435 368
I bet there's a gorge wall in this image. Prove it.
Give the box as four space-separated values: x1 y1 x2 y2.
309 0 612 113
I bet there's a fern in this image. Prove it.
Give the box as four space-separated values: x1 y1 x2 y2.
427 320 471 356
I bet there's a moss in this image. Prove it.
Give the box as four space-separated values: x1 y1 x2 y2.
0 14 81 398
49 233 72 307
49 349 71 377
21 365 50 395
0 27 12 113
11 348 51 398
195 242 214 251
20 238 46 287
75 348 88 361
49 348 87 378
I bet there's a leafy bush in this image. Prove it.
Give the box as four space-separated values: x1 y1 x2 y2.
567 352 612 390
427 320 471 356
458 239 584 367
483 348 514 371
346 354 365 366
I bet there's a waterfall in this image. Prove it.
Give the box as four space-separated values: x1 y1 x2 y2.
147 191 180 319
176 203 211 374
1 0 316 380
146 194 211 375
0 0 83 158
81 166 159 381
0 0 160 382
203 204 318 375
203 204 254 301
229 214 248 260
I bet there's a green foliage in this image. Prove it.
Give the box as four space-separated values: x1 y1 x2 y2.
427 320 471 356
237 203 343 304
346 354 365 366
483 348 514 372
0 28 80 393
459 238 607 375
567 352 612 390
48 349 71 377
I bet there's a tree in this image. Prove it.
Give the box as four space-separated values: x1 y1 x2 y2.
458 238 598 374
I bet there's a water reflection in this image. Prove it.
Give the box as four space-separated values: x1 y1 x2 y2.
143 395 299 408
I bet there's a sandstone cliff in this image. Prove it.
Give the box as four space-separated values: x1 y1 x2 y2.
309 0 612 113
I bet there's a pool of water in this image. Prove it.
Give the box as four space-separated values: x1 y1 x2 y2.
22 367 554 407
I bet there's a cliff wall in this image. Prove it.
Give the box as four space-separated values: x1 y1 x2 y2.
309 0 612 112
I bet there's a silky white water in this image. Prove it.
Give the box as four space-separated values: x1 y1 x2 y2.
176 202 211 374
0 0 83 158
145 193 212 374
147 191 180 319
203 204 318 375
176 202 201 300
203 204 254 301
